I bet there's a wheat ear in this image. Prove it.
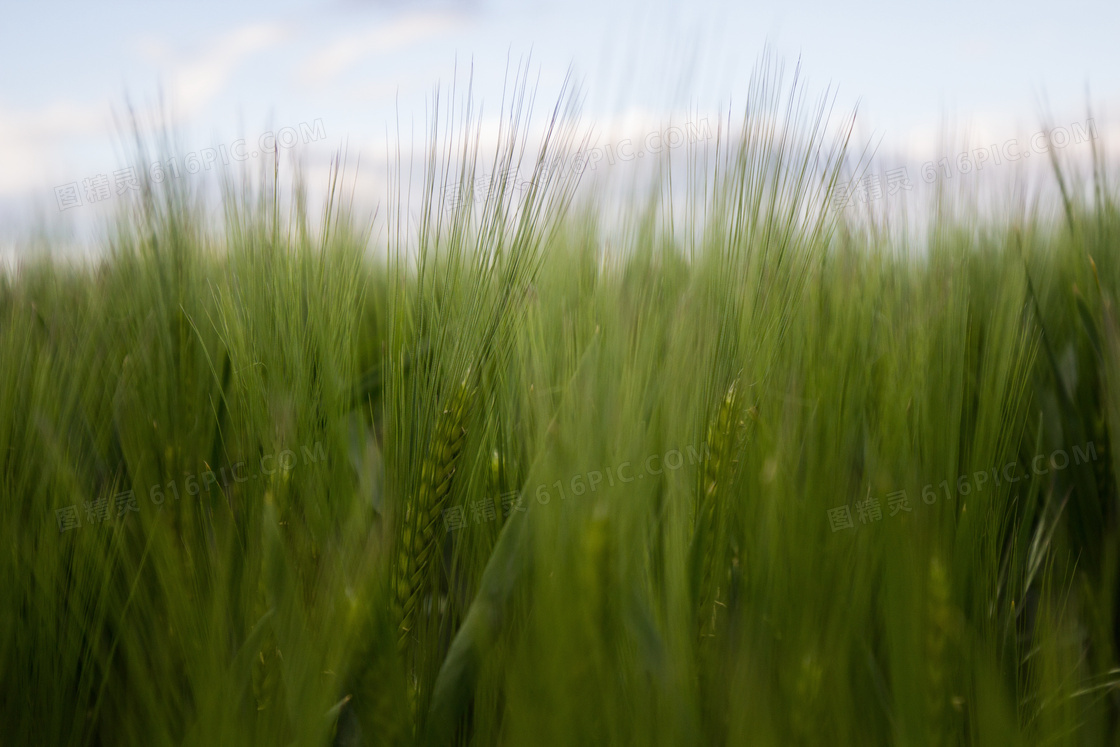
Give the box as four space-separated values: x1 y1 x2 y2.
394 373 474 649
693 377 740 639
926 554 953 746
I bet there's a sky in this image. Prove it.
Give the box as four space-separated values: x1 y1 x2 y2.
1 0 1118 250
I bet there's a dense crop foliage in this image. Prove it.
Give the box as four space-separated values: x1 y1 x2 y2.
3 65 1120 746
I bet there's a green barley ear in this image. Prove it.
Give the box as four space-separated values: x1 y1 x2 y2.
790 650 823 743
690 377 741 640
251 614 286 714
703 379 740 501
489 448 504 527
926 554 953 747
252 501 293 742
394 372 475 650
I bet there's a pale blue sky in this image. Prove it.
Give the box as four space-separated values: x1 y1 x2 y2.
1 0 1117 241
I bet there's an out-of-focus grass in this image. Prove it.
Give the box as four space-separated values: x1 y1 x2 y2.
2 61 1120 746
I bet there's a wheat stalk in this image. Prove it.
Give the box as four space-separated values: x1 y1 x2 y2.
926 554 952 746
251 623 285 713
693 377 741 639
394 373 474 650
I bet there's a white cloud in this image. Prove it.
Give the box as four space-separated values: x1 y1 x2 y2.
0 18 288 197
172 22 289 115
0 101 110 195
301 11 466 85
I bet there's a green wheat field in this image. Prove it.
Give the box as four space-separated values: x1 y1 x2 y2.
5 64 1120 746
